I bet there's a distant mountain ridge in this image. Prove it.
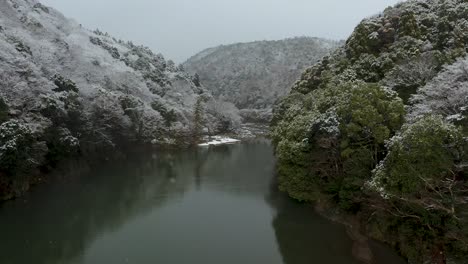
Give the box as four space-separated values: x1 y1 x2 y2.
184 37 342 122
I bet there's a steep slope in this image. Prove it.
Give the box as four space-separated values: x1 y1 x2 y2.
184 37 342 122
271 0 468 262
0 0 239 200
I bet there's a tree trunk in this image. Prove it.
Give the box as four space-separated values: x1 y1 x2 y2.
431 244 446 264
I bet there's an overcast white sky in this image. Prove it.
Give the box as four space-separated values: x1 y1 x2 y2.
40 0 402 63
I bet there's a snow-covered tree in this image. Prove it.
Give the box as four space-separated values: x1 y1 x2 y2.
369 115 468 261
271 0 468 261
0 98 9 124
205 98 241 134
411 56 468 127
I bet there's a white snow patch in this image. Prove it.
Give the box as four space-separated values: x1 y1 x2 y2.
198 136 240 147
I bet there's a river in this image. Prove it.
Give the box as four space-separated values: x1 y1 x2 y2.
0 140 405 264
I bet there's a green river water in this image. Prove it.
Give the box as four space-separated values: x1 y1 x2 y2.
0 140 405 264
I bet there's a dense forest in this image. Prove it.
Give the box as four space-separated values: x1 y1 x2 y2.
0 0 241 200
184 37 341 122
271 0 468 263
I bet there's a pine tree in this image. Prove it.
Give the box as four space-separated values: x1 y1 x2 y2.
192 96 204 143
0 98 9 124
193 73 201 87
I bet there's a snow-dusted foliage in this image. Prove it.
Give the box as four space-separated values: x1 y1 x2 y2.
271 81 405 203
367 57 468 262
369 115 468 261
285 0 468 99
0 120 33 158
271 0 468 262
0 0 239 143
205 99 242 134
371 115 466 197
0 119 40 178
184 37 342 122
0 0 241 199
411 55 468 124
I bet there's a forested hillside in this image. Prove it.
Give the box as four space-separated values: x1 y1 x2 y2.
0 0 240 200
184 37 341 122
271 0 468 262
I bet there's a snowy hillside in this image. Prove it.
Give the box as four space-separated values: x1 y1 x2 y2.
0 0 242 141
270 0 468 262
0 0 240 200
184 37 342 122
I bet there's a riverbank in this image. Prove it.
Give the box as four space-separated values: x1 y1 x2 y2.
197 123 270 146
1 122 271 202
313 200 404 264
312 195 463 264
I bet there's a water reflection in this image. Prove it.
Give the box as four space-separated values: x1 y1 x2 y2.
195 139 275 196
0 151 190 264
267 187 361 264
0 140 404 264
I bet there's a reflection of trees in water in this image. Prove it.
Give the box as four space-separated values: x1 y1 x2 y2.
194 139 276 197
266 176 406 264
0 151 193 264
0 140 277 264
266 180 362 264
0 141 275 264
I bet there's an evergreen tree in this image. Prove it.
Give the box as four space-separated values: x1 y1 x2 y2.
193 73 201 87
192 96 205 143
0 97 9 124
370 115 468 261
